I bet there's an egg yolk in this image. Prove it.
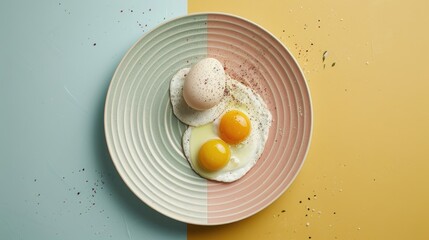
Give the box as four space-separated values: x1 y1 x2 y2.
219 110 251 145
198 139 231 172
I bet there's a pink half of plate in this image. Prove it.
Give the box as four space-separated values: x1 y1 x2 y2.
204 13 312 224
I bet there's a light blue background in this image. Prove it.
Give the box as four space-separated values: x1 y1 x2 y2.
0 0 187 239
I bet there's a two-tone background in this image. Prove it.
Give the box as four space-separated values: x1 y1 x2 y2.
1 0 428 239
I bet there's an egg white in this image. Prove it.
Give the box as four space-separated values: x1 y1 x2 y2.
182 76 272 182
170 68 231 127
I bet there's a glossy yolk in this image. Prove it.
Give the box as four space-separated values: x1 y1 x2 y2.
198 139 231 172
219 110 251 145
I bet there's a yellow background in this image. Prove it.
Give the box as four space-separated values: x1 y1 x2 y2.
188 0 429 239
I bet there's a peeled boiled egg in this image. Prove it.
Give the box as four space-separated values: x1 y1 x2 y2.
170 68 231 127
183 58 226 111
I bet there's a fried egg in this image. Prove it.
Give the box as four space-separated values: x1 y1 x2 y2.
182 76 272 182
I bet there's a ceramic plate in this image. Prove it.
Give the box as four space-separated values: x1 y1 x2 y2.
104 13 312 225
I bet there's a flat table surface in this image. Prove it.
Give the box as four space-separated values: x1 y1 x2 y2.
2 0 429 239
